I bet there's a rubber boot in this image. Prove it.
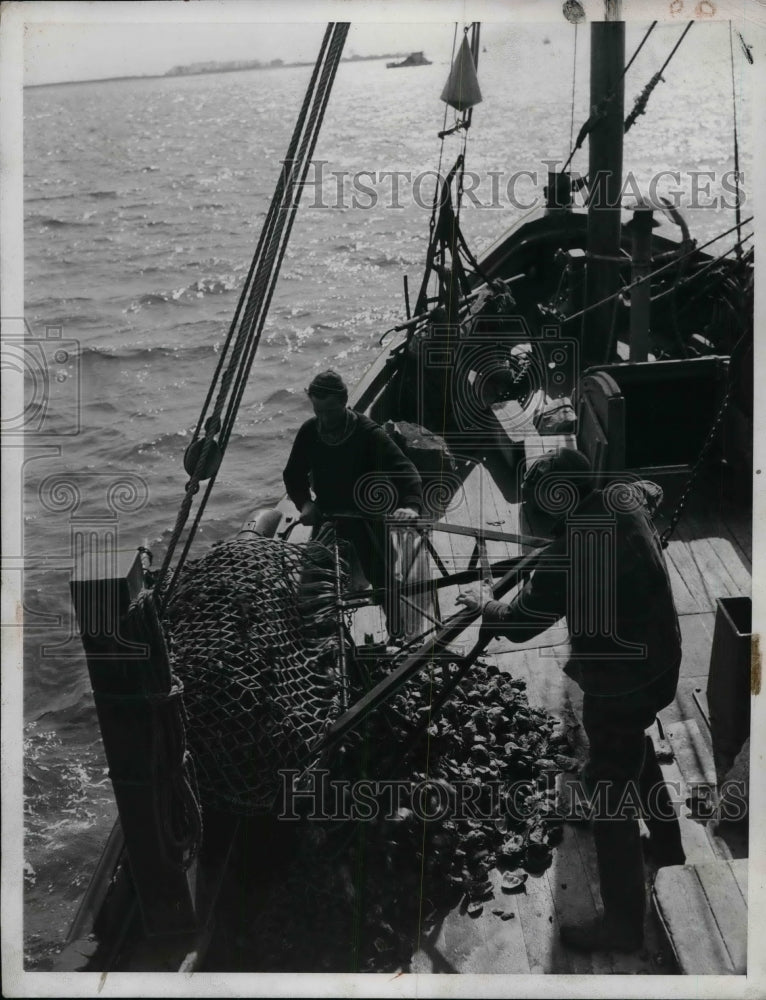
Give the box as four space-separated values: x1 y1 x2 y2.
639 736 686 867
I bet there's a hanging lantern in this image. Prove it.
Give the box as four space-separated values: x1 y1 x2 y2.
440 35 482 112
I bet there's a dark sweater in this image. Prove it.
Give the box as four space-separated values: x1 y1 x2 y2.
283 411 423 516
483 486 682 697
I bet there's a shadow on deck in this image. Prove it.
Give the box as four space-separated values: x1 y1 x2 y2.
406 454 750 974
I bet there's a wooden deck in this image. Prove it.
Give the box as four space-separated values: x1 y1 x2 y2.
391 401 752 975
202 398 750 976
654 859 748 975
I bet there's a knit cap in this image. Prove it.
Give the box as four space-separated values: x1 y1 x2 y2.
307 370 347 397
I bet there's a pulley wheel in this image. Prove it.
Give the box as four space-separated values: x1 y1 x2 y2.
183 437 223 480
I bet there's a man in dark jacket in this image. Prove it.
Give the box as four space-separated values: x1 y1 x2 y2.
457 447 686 953
283 370 423 630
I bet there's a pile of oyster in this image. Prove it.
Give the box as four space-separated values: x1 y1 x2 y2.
245 654 578 972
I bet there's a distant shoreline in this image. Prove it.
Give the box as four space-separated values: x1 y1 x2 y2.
25 53 412 90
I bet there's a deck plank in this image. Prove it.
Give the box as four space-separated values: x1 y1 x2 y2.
653 865 735 974
684 523 752 595
568 821 662 974
665 676 715 732
655 755 718 863
730 858 748 901
685 499 752 571
357 446 750 975
665 540 715 613
665 718 718 788
563 824 616 975
477 464 521 547
678 612 716 679
544 824 609 974
721 513 752 570
516 871 573 973
411 867 531 973
676 527 745 602
694 861 748 973
706 535 751 594
666 556 703 615
666 517 751 616
468 869 532 974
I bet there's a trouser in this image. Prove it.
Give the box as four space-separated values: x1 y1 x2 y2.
335 519 402 635
581 667 684 935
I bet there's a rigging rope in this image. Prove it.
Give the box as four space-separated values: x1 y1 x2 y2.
166 26 350 607
562 215 752 326
222 24 350 453
420 22 482 320
425 24 459 313
651 235 753 306
728 21 743 259
189 28 334 446
432 25 458 225
155 22 349 612
569 23 579 154
624 21 693 133
465 21 481 132
563 20 657 172
454 23 480 219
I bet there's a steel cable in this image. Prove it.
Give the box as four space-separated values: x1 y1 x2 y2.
156 23 348 610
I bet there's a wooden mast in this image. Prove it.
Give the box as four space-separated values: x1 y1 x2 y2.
582 0 625 369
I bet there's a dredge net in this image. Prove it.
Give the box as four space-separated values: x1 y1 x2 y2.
162 535 347 815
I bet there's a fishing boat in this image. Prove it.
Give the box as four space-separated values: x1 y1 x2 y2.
386 51 432 68
54 7 754 980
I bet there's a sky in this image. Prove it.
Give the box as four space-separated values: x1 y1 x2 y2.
15 0 766 87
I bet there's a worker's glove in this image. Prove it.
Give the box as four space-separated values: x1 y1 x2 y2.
390 507 420 521
455 580 495 615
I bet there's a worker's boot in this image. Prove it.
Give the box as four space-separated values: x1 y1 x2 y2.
560 817 645 953
639 736 686 868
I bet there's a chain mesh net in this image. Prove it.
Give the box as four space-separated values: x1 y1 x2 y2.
162 535 347 815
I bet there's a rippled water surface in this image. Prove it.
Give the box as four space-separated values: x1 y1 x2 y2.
21 21 752 967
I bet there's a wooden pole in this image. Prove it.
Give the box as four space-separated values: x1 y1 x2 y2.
582 4 625 370
70 550 198 936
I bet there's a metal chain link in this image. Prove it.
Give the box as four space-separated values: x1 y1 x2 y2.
660 342 744 548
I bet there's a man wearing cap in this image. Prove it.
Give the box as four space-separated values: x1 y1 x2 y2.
457 446 685 953
283 370 423 631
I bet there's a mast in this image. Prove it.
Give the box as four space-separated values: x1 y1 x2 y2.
582 0 625 369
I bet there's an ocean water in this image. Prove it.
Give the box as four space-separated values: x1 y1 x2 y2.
21 22 752 968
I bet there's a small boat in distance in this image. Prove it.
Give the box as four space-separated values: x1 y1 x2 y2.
56 12 754 978
386 51 432 68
